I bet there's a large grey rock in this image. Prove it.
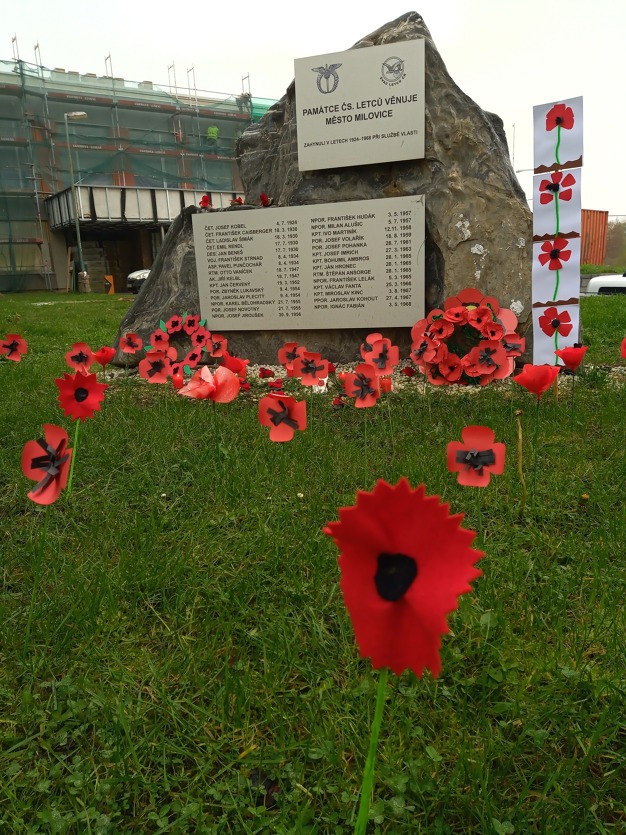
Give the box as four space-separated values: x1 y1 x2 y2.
113 11 532 364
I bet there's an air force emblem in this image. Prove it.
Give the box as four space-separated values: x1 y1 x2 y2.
311 63 342 94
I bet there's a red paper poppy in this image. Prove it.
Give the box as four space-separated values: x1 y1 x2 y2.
149 329 170 349
138 350 172 383
360 332 384 362
165 315 183 334
120 332 143 354
411 333 447 366
343 363 380 408
56 371 108 421
546 103 575 131
621 337 626 359
179 365 240 403
554 345 587 371
260 192 270 207
401 366 416 377
538 238 571 271
444 288 500 314
427 318 455 341
294 352 328 386
447 426 506 488
239 380 251 392
190 326 211 349
221 351 249 378
467 306 493 331
538 171 576 204
426 363 449 386
22 424 73 505
439 354 464 383
259 367 274 379
327 361 336 374
481 321 505 342
502 333 526 358
93 346 115 368
332 396 347 409
278 342 305 368
65 342 94 374
183 314 200 336
368 338 399 376
443 306 469 325
513 364 560 399
183 348 203 368
230 196 243 205
323 478 482 677
207 334 228 358
538 307 573 338
1 334 28 362
199 195 212 208
258 393 307 442
462 342 510 380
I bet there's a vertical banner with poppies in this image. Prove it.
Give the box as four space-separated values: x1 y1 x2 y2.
531 97 583 364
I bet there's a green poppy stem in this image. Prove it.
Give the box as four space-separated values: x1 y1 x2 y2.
553 269 560 302
354 666 389 835
531 399 541 503
66 420 81 496
554 192 560 237
476 489 484 548
23 504 49 659
555 124 562 166
570 371 576 435
554 330 560 363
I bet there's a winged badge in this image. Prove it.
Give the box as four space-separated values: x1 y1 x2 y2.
311 63 342 94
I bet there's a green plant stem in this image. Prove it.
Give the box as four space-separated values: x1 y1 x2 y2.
476 489 484 548
531 399 541 503
355 667 389 835
570 372 576 435
553 269 560 302
23 505 49 659
555 193 560 237
555 124 562 166
66 420 81 496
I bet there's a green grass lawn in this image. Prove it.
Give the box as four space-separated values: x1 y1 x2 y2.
1 294 625 834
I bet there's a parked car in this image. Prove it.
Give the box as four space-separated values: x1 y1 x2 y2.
127 268 150 293
581 273 626 297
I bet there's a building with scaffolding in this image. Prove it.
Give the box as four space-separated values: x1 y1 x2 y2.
0 58 275 292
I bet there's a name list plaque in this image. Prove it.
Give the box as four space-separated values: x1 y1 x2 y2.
192 195 425 331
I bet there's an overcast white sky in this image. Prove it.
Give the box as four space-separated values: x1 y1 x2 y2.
5 0 624 216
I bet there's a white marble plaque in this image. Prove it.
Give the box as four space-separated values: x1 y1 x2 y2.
295 41 425 171
192 196 425 330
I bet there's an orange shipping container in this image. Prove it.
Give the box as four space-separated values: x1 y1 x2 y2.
581 209 608 265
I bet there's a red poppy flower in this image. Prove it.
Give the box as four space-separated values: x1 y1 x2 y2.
221 351 249 378
538 307 573 338
1 333 28 362
443 306 469 325
621 338 626 359
267 379 284 392
427 318 454 340
179 365 240 402
426 363 449 386
502 333 526 358
65 342 94 374
199 194 212 208
343 363 380 408
538 238 571 271
555 345 587 371
367 338 399 376
462 342 510 380
481 321 505 342
138 350 172 383
538 171 576 204
332 396 347 409
278 342 305 368
55 371 108 421
259 192 271 207
444 288 500 314
190 326 210 349
207 334 228 358
259 367 274 379
411 333 447 366
22 424 73 505
360 332 384 362
183 348 203 368
258 394 306 442
239 380 251 392
183 314 200 336
467 306 493 331
93 346 115 368
294 352 328 385
149 329 170 349
513 364 560 399
401 366 416 378
166 315 183 334
323 478 482 677
546 103 575 131
230 196 243 205
439 354 464 383
120 332 143 354
327 361 336 374
447 426 506 488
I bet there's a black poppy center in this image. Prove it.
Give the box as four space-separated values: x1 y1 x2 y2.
127 338 138 349
71 351 89 364
550 248 560 260
6 340 19 354
546 182 560 193
373 344 389 369
352 373 375 400
75 387 89 402
375 553 418 602
148 360 165 377
479 347 497 367
302 358 323 377
551 318 561 328
555 116 563 125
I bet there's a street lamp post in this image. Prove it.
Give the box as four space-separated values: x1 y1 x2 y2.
64 111 88 288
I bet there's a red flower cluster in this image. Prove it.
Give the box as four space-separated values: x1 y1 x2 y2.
410 289 522 386
0 333 28 362
199 195 212 209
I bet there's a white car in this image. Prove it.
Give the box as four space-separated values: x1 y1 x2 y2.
127 269 150 293
581 274 626 297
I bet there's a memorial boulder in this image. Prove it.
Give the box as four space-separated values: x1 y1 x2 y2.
112 11 532 365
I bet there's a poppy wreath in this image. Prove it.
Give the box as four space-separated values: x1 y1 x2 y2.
410 288 522 387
